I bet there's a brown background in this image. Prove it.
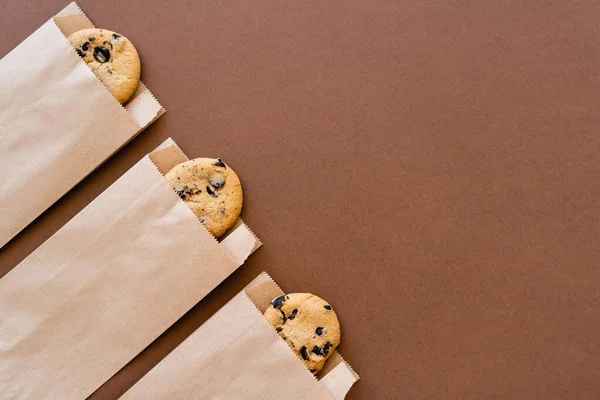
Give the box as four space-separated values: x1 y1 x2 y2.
1 0 599 399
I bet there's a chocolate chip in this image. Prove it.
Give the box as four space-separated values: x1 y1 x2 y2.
175 186 190 199
276 327 282 333
214 159 226 168
279 309 286 323
195 189 202 194
88 36 96 41
210 177 225 188
112 33 121 40
199 219 205 223
316 327 324 336
301 346 308 360
76 49 85 58
271 295 288 309
311 342 331 357
206 186 217 197
288 309 298 320
309 369 316 373
81 42 89 51
324 305 332 310
94 46 110 63
322 342 331 356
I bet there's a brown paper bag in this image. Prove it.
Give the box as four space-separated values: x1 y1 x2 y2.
0 139 261 399
0 2 165 248
121 272 359 400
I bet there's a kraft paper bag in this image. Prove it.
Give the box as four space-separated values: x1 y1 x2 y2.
0 2 165 248
121 272 359 400
0 138 261 399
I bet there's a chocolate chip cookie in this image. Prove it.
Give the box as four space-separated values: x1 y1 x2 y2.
264 293 341 374
68 28 141 103
164 158 243 238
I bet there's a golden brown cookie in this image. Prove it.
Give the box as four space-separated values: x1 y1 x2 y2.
68 28 141 103
264 293 341 374
164 158 243 238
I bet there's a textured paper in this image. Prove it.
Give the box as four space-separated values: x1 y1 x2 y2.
121 272 358 400
0 2 165 248
0 139 261 399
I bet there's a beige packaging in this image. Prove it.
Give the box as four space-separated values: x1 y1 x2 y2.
121 272 359 400
0 139 261 399
0 2 165 248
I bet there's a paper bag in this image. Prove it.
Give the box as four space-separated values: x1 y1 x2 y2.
121 272 359 400
0 2 165 248
0 139 261 400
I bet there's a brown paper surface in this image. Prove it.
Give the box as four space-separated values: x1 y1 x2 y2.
0 139 260 399
4 1 596 399
0 2 165 248
120 272 358 400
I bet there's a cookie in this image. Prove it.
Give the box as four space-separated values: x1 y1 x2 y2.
264 293 341 374
164 158 243 238
68 28 141 103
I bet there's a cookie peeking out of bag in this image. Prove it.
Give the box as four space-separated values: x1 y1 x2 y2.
68 28 140 103
165 158 243 238
264 293 341 375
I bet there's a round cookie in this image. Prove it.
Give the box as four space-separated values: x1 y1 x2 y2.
264 293 341 374
68 28 141 103
164 158 243 238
